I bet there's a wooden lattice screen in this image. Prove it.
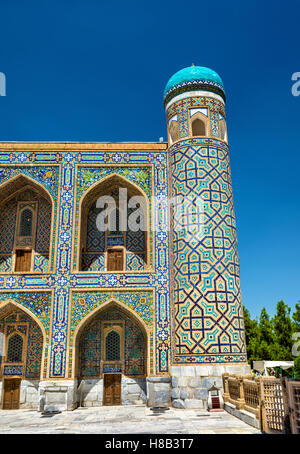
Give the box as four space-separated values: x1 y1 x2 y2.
243 379 260 418
260 378 288 433
228 377 240 401
285 380 300 434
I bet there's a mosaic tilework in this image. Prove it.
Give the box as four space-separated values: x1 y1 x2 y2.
26 320 43 378
0 146 172 379
35 198 51 254
0 292 51 333
126 253 145 271
70 290 153 376
73 166 152 272
31 149 169 378
81 253 105 271
0 308 44 379
83 203 146 271
0 192 51 273
86 205 105 252
0 198 16 254
0 291 52 378
127 230 146 254
0 255 12 273
167 96 225 139
168 133 246 363
0 165 59 272
0 166 59 197
33 253 49 273
77 167 152 199
80 306 146 377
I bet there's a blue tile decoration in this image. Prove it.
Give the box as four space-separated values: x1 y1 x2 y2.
0 71 248 382
0 148 171 378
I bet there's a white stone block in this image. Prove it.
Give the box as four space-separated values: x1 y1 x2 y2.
170 366 181 377
172 399 185 409
178 377 188 387
189 377 202 388
195 366 213 376
184 399 204 409
181 366 196 377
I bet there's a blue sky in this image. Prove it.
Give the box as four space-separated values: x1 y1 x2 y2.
0 0 299 318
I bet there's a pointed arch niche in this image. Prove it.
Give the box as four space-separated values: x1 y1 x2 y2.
189 109 210 137
0 175 53 274
0 301 45 382
78 174 149 272
73 301 148 379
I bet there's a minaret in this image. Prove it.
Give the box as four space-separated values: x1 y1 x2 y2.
165 66 250 408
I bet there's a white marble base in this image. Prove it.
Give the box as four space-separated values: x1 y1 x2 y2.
170 364 250 410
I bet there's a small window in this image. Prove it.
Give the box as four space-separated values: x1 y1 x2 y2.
192 118 206 136
7 333 23 362
15 250 32 272
105 331 120 361
107 249 124 271
19 208 33 236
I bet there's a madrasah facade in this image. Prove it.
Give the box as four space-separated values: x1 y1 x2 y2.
0 65 249 411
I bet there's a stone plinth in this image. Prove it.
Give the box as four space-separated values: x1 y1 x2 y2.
146 376 172 407
39 380 77 412
170 364 250 410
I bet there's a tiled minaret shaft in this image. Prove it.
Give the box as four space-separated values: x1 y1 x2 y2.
165 66 247 368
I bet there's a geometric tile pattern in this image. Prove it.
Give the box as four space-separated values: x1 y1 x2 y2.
126 253 145 271
0 127 246 382
0 291 52 378
83 204 146 271
33 253 49 273
0 190 52 273
0 307 44 379
167 96 225 139
0 146 171 380
0 166 59 273
79 306 146 377
70 290 153 376
169 129 246 362
35 198 51 254
73 166 152 272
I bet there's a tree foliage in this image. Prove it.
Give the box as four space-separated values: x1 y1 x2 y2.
243 300 300 378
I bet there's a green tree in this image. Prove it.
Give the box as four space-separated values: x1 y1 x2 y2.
272 300 293 360
292 302 300 378
243 300 298 377
243 305 260 363
292 301 300 331
257 307 278 360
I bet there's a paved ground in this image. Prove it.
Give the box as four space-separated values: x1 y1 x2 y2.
0 406 260 434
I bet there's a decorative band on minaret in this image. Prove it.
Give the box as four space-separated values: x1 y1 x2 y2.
165 66 247 366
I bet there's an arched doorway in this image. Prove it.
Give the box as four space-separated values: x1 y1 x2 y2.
0 175 53 274
76 302 147 406
78 174 149 272
0 303 44 409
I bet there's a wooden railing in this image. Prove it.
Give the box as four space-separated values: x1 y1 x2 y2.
222 374 300 433
243 378 260 418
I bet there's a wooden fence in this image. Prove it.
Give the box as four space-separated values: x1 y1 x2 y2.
222 373 300 434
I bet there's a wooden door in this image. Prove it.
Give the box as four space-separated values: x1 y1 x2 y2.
15 250 32 272
103 374 121 405
107 250 123 271
2 379 21 409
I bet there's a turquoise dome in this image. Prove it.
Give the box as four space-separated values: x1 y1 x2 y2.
164 65 225 105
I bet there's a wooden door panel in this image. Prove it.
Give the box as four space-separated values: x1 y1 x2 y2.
103 374 121 406
15 250 32 272
107 250 123 271
3 379 20 410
